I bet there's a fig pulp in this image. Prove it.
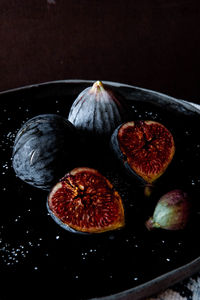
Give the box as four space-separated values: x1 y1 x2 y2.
68 81 127 138
47 167 125 233
111 121 175 184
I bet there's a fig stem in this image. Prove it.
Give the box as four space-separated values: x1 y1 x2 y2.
91 80 104 93
145 217 160 230
144 184 153 197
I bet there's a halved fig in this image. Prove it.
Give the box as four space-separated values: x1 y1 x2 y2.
111 121 175 184
47 167 125 233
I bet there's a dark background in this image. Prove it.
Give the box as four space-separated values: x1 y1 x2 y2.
0 0 200 103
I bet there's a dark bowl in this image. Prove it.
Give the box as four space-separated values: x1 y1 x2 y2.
0 80 200 300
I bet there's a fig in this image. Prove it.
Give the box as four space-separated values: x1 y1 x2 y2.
12 114 78 190
111 120 175 185
68 81 127 138
146 190 190 230
47 167 125 233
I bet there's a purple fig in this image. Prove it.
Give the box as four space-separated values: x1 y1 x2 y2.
68 81 127 138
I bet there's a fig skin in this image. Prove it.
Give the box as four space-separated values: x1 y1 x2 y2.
111 120 175 185
145 190 190 230
47 167 125 234
68 81 128 139
12 114 78 190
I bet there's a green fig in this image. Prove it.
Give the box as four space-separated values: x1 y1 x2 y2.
146 190 190 231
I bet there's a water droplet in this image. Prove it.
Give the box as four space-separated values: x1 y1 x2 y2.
108 234 115 240
89 249 96 253
2 162 9 169
14 216 21 223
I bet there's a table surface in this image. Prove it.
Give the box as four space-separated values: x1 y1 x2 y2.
0 1 200 299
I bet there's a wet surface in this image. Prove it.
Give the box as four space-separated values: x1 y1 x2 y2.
0 82 200 299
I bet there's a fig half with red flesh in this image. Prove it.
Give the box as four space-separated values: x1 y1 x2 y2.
47 167 125 233
111 121 175 184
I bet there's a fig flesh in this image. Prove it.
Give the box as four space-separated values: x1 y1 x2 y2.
68 81 127 138
111 121 175 184
12 114 78 190
47 167 125 233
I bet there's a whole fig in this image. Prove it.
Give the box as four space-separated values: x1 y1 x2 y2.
146 190 190 230
68 81 127 138
12 114 78 190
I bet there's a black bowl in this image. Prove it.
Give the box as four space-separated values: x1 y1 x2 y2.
0 80 200 300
